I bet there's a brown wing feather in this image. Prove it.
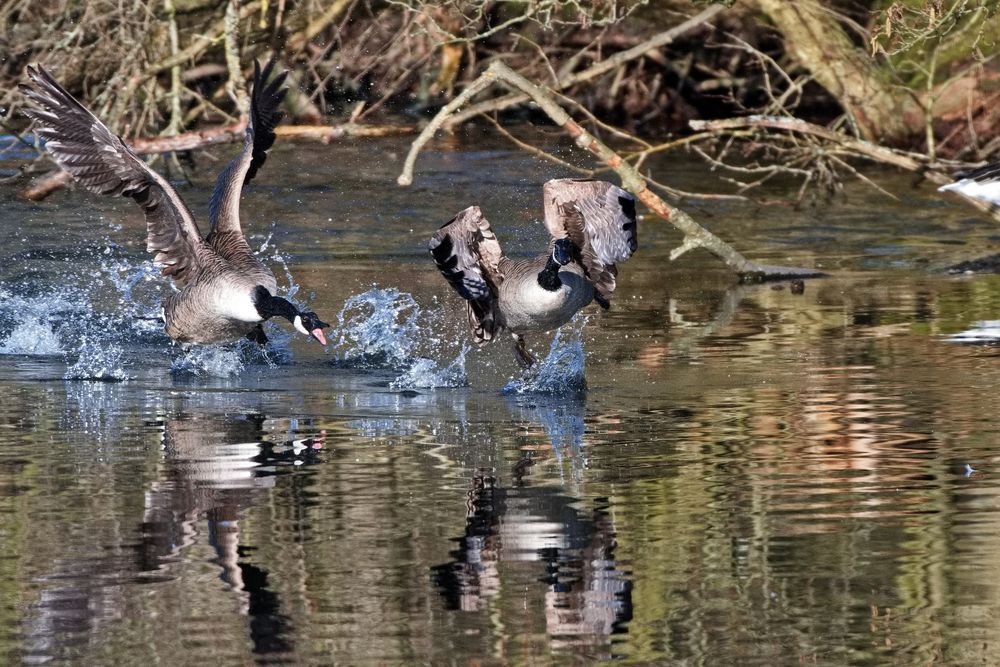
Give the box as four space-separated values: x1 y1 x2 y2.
542 178 637 300
429 206 506 344
21 65 208 288
207 57 287 265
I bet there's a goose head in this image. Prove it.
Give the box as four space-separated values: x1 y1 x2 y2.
253 286 329 345
293 311 329 345
551 238 578 266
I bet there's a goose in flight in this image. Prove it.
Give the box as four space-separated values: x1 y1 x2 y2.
429 178 638 367
21 59 329 347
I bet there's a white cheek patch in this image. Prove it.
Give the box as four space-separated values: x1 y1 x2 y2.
293 315 309 336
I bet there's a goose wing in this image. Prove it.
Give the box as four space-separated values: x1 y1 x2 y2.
939 161 1000 206
429 206 505 344
22 65 208 288
542 178 638 301
207 58 287 261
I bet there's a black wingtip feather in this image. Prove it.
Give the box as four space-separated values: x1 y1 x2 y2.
245 57 288 182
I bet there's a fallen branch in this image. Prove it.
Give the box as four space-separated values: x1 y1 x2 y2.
21 122 417 201
689 115 1000 220
398 61 820 281
275 124 417 140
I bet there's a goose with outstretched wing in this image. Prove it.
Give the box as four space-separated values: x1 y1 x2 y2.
21 59 328 347
430 179 638 367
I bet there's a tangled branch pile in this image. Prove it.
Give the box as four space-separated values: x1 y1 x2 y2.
2 0 998 205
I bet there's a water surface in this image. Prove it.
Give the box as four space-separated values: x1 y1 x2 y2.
2 131 1000 665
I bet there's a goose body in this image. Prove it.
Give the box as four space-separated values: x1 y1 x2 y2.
497 259 594 333
939 161 1000 205
430 179 638 366
22 60 328 347
162 268 270 343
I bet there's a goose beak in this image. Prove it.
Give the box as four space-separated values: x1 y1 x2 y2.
310 328 327 345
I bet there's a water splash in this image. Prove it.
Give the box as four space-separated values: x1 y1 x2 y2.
390 345 469 389
0 237 312 379
170 345 246 378
333 287 468 388
502 317 588 395
334 288 422 367
0 285 81 356
0 316 63 355
170 326 294 378
0 250 169 380
65 335 129 382
945 320 1000 344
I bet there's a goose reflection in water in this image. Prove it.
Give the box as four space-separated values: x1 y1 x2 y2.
433 393 632 656
140 412 323 655
23 402 324 662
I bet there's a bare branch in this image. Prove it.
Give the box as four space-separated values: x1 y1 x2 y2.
442 5 726 129
398 61 820 280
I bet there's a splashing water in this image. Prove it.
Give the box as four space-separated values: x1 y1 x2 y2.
390 345 469 390
0 238 308 380
170 345 246 378
65 333 129 382
0 284 83 356
334 288 422 367
333 287 468 388
502 317 588 395
170 326 294 378
0 249 168 380
0 312 63 356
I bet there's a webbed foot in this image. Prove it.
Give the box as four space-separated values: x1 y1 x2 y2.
512 334 536 368
246 325 268 346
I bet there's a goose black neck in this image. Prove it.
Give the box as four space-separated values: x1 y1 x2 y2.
253 286 298 322
537 257 563 292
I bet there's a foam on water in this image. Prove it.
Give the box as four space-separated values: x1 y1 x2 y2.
333 287 468 388
502 316 588 395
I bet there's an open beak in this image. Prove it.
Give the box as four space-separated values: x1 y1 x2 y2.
310 328 327 345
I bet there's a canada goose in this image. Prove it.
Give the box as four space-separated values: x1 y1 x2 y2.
939 161 1000 205
21 60 329 347
429 179 638 367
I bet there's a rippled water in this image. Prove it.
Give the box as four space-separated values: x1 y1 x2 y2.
2 131 1000 665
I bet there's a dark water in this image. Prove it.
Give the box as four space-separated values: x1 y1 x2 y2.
2 131 1000 665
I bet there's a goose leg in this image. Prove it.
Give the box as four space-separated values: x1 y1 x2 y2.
512 334 536 368
246 325 268 346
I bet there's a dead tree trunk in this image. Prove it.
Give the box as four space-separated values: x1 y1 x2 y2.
750 0 921 143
